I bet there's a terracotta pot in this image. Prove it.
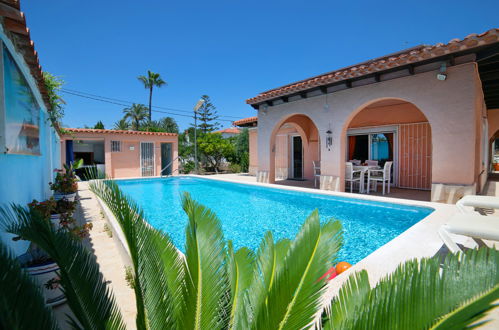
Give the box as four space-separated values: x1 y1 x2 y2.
25 260 66 306
494 163 499 171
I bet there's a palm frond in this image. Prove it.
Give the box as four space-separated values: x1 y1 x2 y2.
324 247 499 329
431 284 499 329
181 192 230 330
90 179 187 329
0 205 126 330
0 240 59 330
251 210 343 329
227 241 254 329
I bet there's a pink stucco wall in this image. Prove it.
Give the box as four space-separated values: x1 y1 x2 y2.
248 128 258 175
256 62 484 193
61 132 178 178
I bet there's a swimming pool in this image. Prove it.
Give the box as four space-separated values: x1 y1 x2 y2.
116 177 433 264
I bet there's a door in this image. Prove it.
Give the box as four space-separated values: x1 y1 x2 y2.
292 136 303 179
160 143 172 176
140 142 155 177
399 123 432 190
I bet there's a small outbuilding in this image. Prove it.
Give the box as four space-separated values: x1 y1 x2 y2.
61 128 178 178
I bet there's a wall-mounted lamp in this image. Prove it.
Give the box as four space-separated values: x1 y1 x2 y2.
437 62 447 81
326 129 333 151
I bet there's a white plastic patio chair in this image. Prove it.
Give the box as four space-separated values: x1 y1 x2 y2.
456 195 499 213
367 161 393 195
313 160 321 188
345 162 362 193
365 160 379 167
438 213 499 253
349 159 361 165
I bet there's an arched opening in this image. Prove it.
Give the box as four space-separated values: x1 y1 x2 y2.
269 114 320 187
343 99 432 197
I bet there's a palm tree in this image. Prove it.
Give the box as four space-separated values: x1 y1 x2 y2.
1 180 498 329
137 70 166 121
122 104 148 130
114 118 130 130
158 116 179 133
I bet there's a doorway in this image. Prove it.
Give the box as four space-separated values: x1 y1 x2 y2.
291 135 303 179
140 142 155 177
160 143 172 175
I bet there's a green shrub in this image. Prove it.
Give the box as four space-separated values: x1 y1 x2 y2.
181 160 195 174
229 163 241 173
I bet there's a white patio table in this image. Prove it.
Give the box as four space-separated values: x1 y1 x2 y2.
353 165 380 193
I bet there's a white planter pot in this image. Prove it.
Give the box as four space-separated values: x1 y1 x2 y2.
50 214 61 228
25 261 66 307
53 192 76 202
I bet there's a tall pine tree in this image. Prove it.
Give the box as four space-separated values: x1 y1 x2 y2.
195 95 220 134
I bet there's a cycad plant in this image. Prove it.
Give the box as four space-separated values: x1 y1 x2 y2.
0 179 498 329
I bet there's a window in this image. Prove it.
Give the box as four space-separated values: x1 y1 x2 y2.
2 45 41 155
111 140 121 152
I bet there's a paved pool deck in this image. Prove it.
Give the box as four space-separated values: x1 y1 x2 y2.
60 175 498 329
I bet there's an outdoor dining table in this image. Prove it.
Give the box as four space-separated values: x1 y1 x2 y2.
353 165 381 193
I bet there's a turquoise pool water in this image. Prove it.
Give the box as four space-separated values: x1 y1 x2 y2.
116 177 433 264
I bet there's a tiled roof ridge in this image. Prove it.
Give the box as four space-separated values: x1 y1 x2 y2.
233 116 258 126
64 128 178 136
215 127 241 133
247 28 499 105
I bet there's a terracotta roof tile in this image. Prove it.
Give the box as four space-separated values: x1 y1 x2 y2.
64 128 178 137
247 28 499 105
215 127 240 134
233 116 258 126
0 1 50 111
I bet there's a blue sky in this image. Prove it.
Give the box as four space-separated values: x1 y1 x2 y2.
22 0 498 130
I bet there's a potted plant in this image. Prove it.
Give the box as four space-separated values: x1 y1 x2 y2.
16 243 66 307
50 159 82 202
18 197 91 306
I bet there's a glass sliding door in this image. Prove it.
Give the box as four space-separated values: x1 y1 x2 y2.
370 133 393 163
347 128 397 185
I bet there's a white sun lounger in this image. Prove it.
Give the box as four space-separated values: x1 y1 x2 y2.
456 195 499 213
438 213 499 253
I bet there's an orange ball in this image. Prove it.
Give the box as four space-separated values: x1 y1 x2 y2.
335 261 352 274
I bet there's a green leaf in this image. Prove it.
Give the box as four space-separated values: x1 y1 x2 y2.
227 242 254 329
325 247 499 329
0 240 59 330
0 204 126 330
251 210 343 329
182 192 230 330
90 179 186 329
431 284 499 329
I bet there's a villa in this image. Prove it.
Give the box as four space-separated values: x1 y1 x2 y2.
1 0 498 328
242 29 499 203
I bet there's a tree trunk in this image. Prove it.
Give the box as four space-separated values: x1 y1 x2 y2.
148 86 153 121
